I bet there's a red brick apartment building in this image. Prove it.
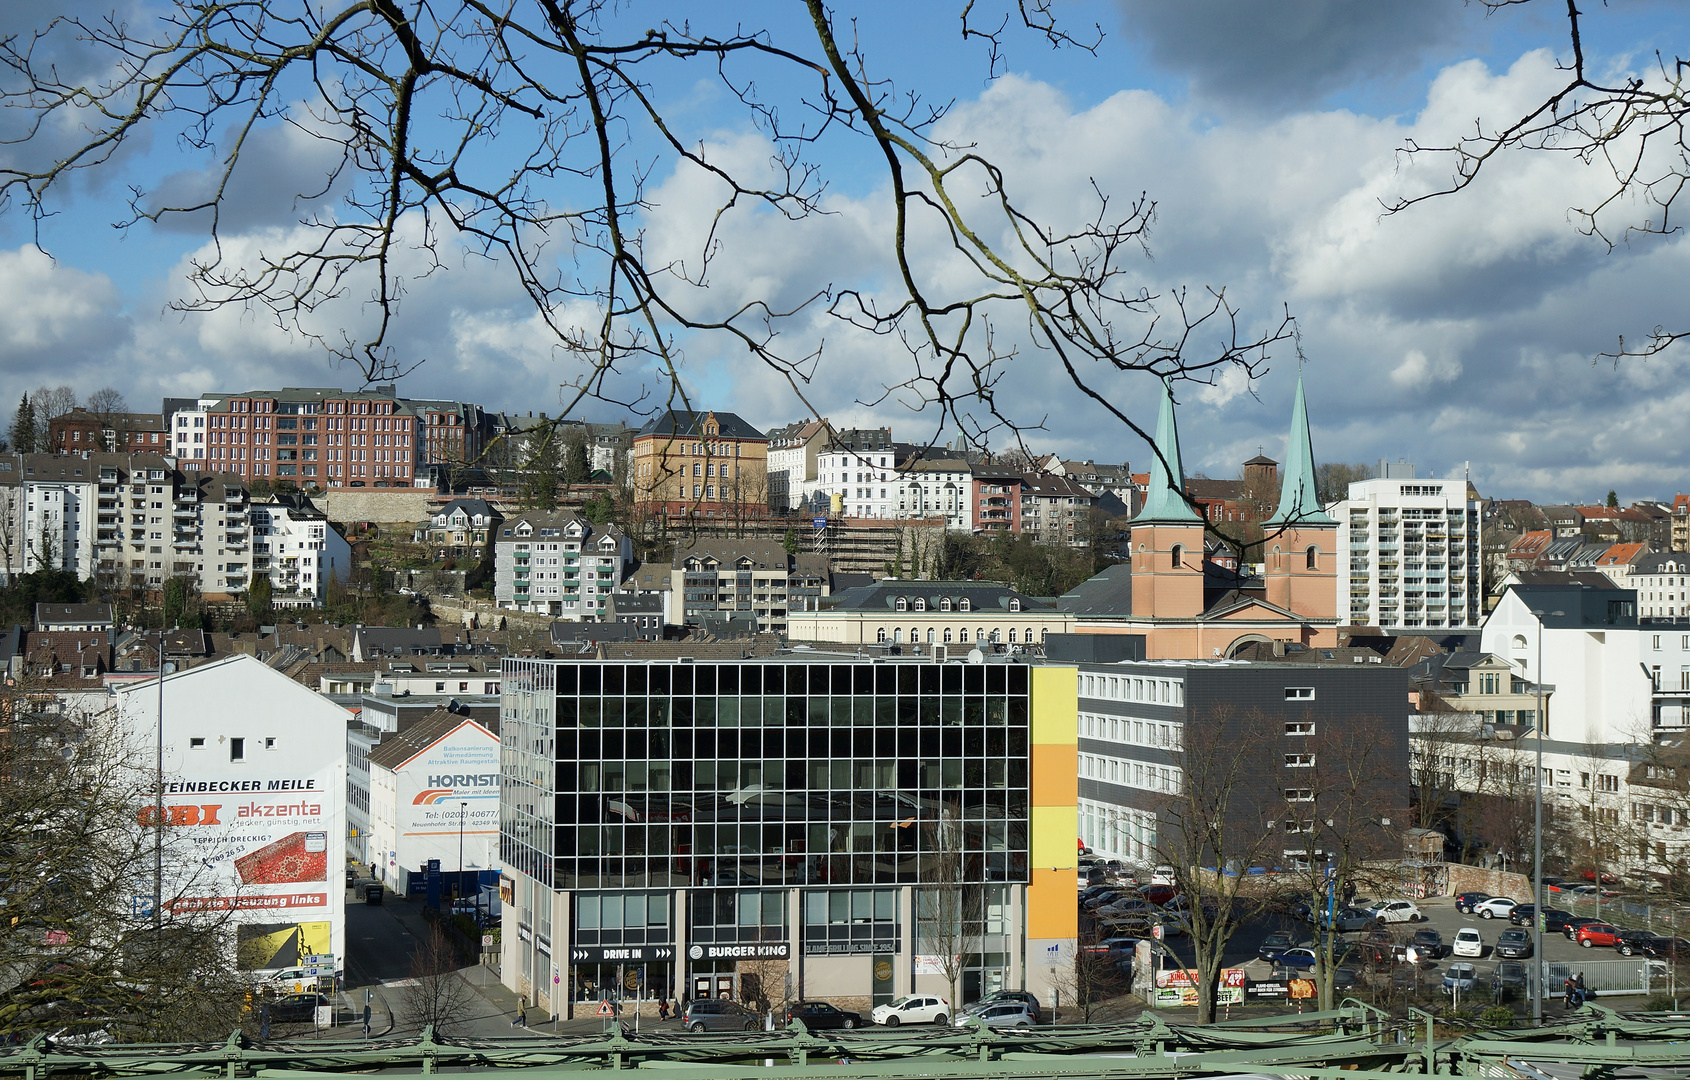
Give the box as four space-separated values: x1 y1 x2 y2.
202 387 418 487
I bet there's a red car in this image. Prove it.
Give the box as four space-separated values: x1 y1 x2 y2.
1139 884 1178 905
1575 922 1623 948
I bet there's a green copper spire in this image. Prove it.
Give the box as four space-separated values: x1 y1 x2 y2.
1134 377 1201 524
1265 376 1336 528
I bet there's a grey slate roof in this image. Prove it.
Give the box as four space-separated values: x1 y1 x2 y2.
1057 563 1134 616
1633 553 1690 575
636 410 766 440
34 603 115 628
825 580 1053 613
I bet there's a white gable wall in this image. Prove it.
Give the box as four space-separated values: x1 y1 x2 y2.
113 654 349 972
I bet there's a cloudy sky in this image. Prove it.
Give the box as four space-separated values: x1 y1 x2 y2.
2 1 1688 503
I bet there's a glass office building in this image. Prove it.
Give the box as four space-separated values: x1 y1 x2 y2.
498 654 1074 1016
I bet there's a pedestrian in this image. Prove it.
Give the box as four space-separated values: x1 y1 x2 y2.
658 998 669 1021
370 862 377 879
514 1000 527 1028
1563 977 1575 1009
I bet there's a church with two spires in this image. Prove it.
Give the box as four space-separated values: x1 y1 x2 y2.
1063 378 1343 660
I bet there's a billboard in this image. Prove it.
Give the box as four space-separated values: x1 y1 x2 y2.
144 771 340 956
397 721 499 849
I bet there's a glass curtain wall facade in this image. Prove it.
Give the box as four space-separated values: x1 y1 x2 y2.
499 657 1033 1012
501 658 1032 891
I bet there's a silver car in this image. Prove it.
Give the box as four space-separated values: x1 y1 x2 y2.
956 1002 1037 1029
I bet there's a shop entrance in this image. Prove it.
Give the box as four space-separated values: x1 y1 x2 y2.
693 974 735 1000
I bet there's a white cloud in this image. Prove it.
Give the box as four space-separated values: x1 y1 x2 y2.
1389 349 1462 387
2 31 1687 504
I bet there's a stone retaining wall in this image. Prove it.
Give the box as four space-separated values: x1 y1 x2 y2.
322 488 435 525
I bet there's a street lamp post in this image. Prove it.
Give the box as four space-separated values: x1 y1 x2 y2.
1529 607 1563 1026
153 633 170 930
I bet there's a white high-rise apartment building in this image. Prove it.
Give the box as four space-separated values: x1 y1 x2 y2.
1333 465 1482 629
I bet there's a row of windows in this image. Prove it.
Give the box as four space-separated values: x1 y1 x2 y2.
1080 673 1183 706
530 849 1027 892
877 626 1043 644
552 697 1029 733
1080 712 1183 749
893 596 994 612
1079 753 1181 793
576 755 1024 794
548 661 1031 698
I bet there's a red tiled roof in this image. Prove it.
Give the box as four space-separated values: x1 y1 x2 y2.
1596 542 1647 566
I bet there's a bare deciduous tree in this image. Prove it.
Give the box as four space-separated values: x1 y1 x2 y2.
917 805 979 1016
396 924 477 1035
0 3 1294 532
1276 716 1407 1011
1154 707 1281 1025
1393 1 1690 359
0 691 250 1042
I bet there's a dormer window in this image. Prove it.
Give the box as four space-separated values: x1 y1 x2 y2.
1008 598 1021 612
959 597 972 612
913 597 927 611
895 596 908 612
940 597 952 612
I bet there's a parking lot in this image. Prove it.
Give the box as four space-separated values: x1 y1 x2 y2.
1084 882 1684 1009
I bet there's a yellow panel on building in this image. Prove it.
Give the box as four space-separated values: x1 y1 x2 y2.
1030 666 1077 745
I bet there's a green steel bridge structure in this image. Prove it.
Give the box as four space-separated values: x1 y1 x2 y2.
5 1003 1690 1080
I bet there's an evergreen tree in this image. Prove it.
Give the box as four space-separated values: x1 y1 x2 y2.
9 394 34 454
245 574 273 619
563 437 591 486
1607 490 1619 508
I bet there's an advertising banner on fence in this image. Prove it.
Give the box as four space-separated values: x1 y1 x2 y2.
1151 966 1245 1008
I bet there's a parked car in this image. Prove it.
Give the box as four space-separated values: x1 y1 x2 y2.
1562 916 1601 940
1495 928 1533 959
1267 946 1319 970
1582 870 1621 885
1081 890 1122 912
1474 897 1518 920
1452 927 1484 958
1496 960 1528 992
1576 922 1624 948
1453 892 1492 914
1139 883 1178 906
973 990 1042 1021
1370 899 1426 924
1642 935 1690 961
1258 930 1298 961
1442 963 1480 994
268 993 332 1024
1508 905 1573 929
956 1002 1036 1029
684 999 762 1032
1615 929 1657 956
784 1001 862 1029
1095 898 1153 919
871 995 950 1027
1317 907 1380 933
1565 884 1602 899
1409 929 1448 960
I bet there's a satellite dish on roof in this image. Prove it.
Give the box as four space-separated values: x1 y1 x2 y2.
966 649 985 665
